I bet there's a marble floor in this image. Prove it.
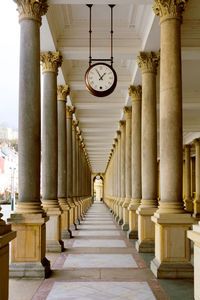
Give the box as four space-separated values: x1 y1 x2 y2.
9 203 170 300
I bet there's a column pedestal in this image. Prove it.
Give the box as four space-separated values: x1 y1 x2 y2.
8 209 50 278
42 201 64 252
136 202 157 252
127 199 140 239
59 198 72 239
151 211 193 278
0 216 16 297
122 199 130 231
188 222 200 299
118 199 124 225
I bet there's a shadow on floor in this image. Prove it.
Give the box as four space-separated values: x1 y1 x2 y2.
129 239 194 300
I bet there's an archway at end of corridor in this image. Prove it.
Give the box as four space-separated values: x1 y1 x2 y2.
93 174 104 202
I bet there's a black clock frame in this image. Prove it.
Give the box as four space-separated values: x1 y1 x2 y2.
85 62 117 97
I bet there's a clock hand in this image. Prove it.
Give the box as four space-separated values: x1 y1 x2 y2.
99 73 106 80
95 69 101 79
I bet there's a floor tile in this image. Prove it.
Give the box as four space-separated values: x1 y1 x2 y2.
73 239 126 248
77 230 120 236
78 225 116 229
46 282 156 300
63 254 137 268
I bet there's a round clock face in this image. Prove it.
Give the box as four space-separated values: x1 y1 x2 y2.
85 63 117 97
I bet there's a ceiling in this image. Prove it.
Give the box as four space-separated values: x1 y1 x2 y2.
41 0 200 173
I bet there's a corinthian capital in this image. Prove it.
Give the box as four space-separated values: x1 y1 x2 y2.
128 85 142 101
40 51 62 74
14 0 48 23
57 85 70 101
72 120 79 131
123 106 132 119
66 106 75 119
153 0 188 23
137 51 160 74
119 120 126 129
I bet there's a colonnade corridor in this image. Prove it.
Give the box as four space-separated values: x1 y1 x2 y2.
9 201 192 300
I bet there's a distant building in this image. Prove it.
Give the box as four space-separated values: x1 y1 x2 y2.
0 127 18 141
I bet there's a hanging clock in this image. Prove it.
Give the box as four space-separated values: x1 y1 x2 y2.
85 4 117 97
85 62 117 97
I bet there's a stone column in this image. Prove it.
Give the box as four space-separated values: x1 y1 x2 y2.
41 51 64 252
118 120 126 225
122 107 132 231
136 52 159 253
128 85 142 239
184 145 193 213
8 0 49 279
113 138 118 216
57 85 71 239
66 106 77 228
151 0 193 279
72 120 80 217
193 139 200 218
115 130 121 221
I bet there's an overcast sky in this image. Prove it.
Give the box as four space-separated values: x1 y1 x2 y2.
0 1 19 130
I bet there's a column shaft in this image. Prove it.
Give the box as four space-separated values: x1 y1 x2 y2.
57 85 71 239
184 145 193 212
8 1 49 280
194 139 200 217
41 51 64 253
151 0 193 279
118 121 126 225
128 85 142 239
122 107 132 231
136 52 159 253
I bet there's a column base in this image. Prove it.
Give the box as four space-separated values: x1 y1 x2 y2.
9 257 51 278
70 223 78 231
136 203 157 253
127 230 138 239
59 199 71 239
115 215 119 222
128 200 140 239
0 222 16 299
150 257 193 279
135 240 154 253
151 211 194 279
61 229 72 239
118 218 123 225
188 222 200 299
121 223 129 231
42 201 64 253
46 240 64 253
7 208 50 278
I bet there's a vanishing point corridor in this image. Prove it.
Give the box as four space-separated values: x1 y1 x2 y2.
10 202 168 300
